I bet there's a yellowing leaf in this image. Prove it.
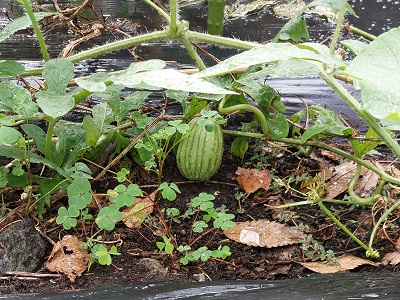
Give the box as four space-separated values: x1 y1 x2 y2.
224 220 303 248
234 167 271 194
298 254 380 274
46 235 90 282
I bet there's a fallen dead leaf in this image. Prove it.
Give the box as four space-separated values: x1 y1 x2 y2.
320 149 340 161
395 238 400 251
224 220 304 248
382 251 400 266
297 254 380 273
382 238 400 265
323 161 367 199
122 190 156 229
269 265 291 276
234 167 271 194
46 235 90 282
354 160 387 197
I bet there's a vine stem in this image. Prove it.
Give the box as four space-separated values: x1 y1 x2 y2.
144 0 170 22
329 0 348 53
317 201 378 257
170 0 178 33
19 0 50 62
181 33 207 70
368 198 400 257
22 30 171 76
219 96 270 135
44 117 56 161
346 23 377 41
186 31 257 50
318 67 400 159
222 129 400 186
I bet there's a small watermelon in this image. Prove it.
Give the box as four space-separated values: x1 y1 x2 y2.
176 117 223 180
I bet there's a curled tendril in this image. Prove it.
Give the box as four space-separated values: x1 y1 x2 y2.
366 249 380 259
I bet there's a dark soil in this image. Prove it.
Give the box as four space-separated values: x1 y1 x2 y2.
0 139 399 295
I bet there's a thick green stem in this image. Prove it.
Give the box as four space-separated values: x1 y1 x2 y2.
186 31 258 50
170 0 178 33
144 0 171 22
219 96 269 135
318 68 400 159
20 0 50 62
44 117 56 161
181 34 206 70
330 0 347 53
317 201 378 256
22 30 170 76
347 25 376 41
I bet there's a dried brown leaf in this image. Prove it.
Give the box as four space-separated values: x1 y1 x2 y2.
122 190 156 229
354 160 385 197
382 251 400 266
46 235 90 282
382 239 400 265
320 149 340 161
395 238 400 251
323 161 367 199
224 220 303 248
234 167 271 194
298 254 380 274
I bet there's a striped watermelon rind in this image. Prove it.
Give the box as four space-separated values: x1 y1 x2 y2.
176 117 223 180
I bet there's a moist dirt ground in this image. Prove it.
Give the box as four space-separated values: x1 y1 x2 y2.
0 138 399 295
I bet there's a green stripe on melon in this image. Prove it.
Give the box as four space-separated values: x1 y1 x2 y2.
176 117 223 180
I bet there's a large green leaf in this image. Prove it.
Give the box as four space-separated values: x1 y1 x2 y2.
74 72 109 93
21 124 48 155
299 105 353 142
36 91 75 118
0 145 67 177
91 102 114 131
0 61 25 78
346 27 400 121
196 43 323 78
83 116 101 147
42 58 75 95
0 126 23 144
82 103 113 147
123 59 166 75
273 11 309 42
0 12 55 43
0 81 38 116
340 39 368 56
104 90 150 123
112 69 237 94
54 120 87 167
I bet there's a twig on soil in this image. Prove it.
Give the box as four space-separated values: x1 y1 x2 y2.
94 114 164 180
2 271 62 280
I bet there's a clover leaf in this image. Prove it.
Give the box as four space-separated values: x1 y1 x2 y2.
96 204 122 231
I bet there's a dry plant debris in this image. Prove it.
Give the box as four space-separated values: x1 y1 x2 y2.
382 239 400 266
323 161 367 199
233 167 272 194
297 254 380 273
224 220 303 248
122 190 156 229
46 235 90 282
